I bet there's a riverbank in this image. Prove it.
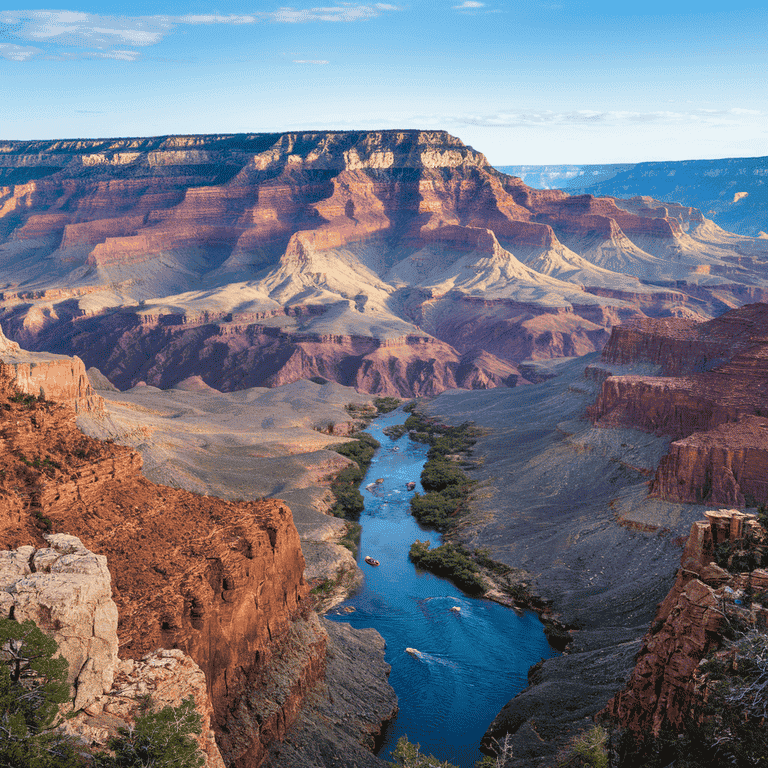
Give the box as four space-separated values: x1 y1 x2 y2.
420 354 706 767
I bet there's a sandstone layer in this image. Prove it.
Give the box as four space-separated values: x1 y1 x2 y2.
590 302 768 506
0 371 323 767
3 131 768 396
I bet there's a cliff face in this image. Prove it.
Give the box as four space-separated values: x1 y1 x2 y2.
601 510 768 737
590 303 768 506
2 131 768 396
0 370 323 766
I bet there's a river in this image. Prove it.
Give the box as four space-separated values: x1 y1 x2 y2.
327 408 556 767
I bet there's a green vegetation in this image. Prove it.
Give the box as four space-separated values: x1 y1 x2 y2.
389 736 460 768
374 396 401 414
95 696 204 768
9 392 39 408
557 726 609 768
403 411 479 532
339 521 362 558
0 616 205 768
0 617 80 767
409 541 485 595
383 423 408 440
328 433 380 520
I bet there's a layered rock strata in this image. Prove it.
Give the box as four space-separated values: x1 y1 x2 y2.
601 509 768 736
0 370 324 766
590 302 768 505
3 131 768 396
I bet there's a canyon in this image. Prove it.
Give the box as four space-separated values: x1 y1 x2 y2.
2 131 768 397
502 155 768 238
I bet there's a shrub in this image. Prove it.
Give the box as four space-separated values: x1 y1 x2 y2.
328 433 380 519
389 736 459 768
409 541 485 594
0 617 81 768
374 396 401 414
96 696 204 768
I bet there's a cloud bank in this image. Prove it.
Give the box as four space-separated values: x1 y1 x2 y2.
0 6 401 60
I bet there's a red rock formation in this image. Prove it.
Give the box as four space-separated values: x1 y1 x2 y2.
590 303 768 505
2 131 767 397
602 510 768 737
0 373 323 767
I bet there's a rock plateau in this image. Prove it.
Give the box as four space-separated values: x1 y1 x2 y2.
3 131 768 396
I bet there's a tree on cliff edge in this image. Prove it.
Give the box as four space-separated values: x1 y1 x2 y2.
95 696 204 768
0 617 83 767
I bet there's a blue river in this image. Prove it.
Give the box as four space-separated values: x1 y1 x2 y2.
327 409 556 767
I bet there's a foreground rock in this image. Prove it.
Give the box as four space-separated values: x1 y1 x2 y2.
601 509 768 741
0 535 224 767
0 365 321 766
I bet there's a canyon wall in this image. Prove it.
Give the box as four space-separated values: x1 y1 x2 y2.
3 131 768 396
0 360 326 766
601 509 768 738
590 302 768 506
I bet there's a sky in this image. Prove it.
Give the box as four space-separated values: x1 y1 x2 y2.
1 2 767 165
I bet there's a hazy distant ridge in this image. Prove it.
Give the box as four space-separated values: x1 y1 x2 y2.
498 156 768 237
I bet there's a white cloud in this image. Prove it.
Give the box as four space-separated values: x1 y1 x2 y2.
452 108 767 128
453 1 485 8
0 6 401 60
293 59 330 64
0 42 41 61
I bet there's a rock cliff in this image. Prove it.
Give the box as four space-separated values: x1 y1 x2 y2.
590 302 768 505
0 366 325 766
2 131 768 396
601 509 768 738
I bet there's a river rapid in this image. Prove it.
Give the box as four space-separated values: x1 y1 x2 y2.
327 409 556 767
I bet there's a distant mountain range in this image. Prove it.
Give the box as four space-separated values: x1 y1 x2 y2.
498 156 768 237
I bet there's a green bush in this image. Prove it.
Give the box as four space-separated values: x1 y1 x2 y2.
374 396 401 414
329 433 381 519
409 541 485 594
389 736 459 768
96 696 204 768
410 492 463 531
0 618 81 767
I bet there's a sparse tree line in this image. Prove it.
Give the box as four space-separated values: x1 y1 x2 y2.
0 617 205 768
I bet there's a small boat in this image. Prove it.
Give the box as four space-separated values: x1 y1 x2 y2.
406 481 416 491
405 647 421 657
365 482 377 492
450 606 461 613
375 478 384 484
364 555 380 566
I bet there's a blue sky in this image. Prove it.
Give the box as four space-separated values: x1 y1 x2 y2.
1 2 767 164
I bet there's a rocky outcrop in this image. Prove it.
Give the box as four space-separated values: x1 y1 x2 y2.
65 648 225 768
0 533 118 711
590 303 768 505
0 323 102 413
3 131 768 397
601 509 768 737
0 373 325 767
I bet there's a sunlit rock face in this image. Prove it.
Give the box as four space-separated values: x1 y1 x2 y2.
0 360 322 767
3 130 768 396
590 302 768 506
